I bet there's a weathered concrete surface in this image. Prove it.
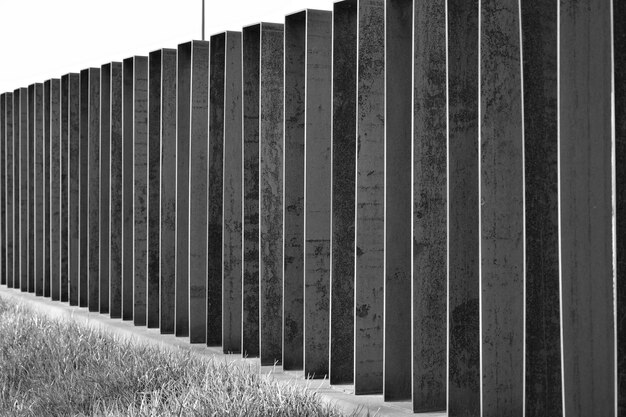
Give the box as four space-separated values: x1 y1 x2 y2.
1 93 5 287
60 76 70 302
147 51 162 329
109 63 122 318
384 0 412 403
5 93 13 289
88 68 101 312
330 0 356 385
303 10 332 378
122 58 134 321
560 1 615 416
133 57 148 326
259 22 284 366
17 88 26 293
33 83 42 296
354 0 384 395
50 79 61 301
220 31 243 353
411 0 447 410
68 76 79 305
283 10 305 371
521 3 561 416
99 64 111 314
43 81 51 298
242 25 260 358
208 35 224 347
159 49 176 334
175 43 191 337
616 2 626 415
79 72 89 306
480 1 524 415
447 1 480 415
188 41 209 343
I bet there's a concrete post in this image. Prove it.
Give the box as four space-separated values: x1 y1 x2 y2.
60 75 69 302
79 72 88 305
159 49 177 334
122 58 135 320
43 80 51 298
68 75 79 305
242 24 260 358
50 79 61 301
284 10 306 371
447 1 480 415
208 34 225 347
33 83 42 295
354 0 385 395
330 0 356 385
188 40 209 344
259 22 284 366
520 2 561 416
5 92 13 289
220 31 243 353
303 9 332 378
1 93 5 287
20 86 28 293
560 0 615 415
99 64 111 314
108 62 122 317
87 68 101 312
133 57 148 325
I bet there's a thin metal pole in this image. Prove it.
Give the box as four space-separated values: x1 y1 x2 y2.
202 0 205 40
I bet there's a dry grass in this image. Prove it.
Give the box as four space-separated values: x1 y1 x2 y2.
0 297 347 416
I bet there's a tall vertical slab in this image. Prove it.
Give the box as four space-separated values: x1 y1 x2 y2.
303 10 332 377
242 25 260 357
188 41 209 343
17 87 26 292
1 93 5 287
60 76 69 302
384 0 412 401
330 0 356 384
560 1 615 415
133 56 148 326
68 74 80 305
521 2 561 416
447 1 480 414
122 58 134 320
175 43 191 337
87 68 101 312
50 79 61 301
79 71 89 306
284 11 306 371
207 35 224 347
159 49 177 334
109 63 123 317
147 51 163 328
100 64 111 314
220 31 243 352
33 83 42 295
616 2 626 415
480 1 524 415
5 92 13 289
411 0 447 409
354 0 385 394
43 81 51 297
259 22 284 366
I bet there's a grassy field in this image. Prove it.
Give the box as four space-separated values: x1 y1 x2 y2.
0 297 347 416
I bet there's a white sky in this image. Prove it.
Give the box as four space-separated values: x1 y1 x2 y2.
0 0 336 93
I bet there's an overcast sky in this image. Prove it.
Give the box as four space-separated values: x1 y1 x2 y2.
0 0 336 93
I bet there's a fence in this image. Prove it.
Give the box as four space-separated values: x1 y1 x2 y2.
0 0 623 416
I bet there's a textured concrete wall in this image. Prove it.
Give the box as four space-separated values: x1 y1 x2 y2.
5 93 13 289
559 1 615 416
